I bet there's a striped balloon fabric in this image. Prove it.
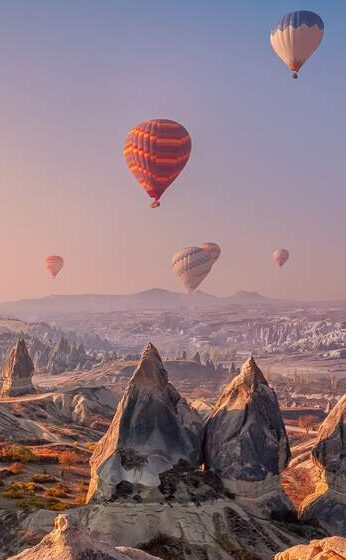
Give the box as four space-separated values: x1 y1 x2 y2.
124 119 191 208
270 11 324 78
46 255 64 279
172 243 221 293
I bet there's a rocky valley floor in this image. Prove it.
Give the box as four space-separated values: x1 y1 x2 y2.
0 341 345 559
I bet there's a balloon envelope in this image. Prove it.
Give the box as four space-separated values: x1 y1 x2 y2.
172 243 221 293
46 256 64 279
272 249 289 267
270 11 324 76
124 119 192 208
201 243 221 263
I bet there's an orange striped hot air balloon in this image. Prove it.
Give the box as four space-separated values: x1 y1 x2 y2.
46 256 64 279
124 119 192 208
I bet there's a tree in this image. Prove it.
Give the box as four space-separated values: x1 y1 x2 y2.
58 450 80 478
298 415 318 437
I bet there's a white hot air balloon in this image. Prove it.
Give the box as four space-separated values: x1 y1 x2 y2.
270 11 324 79
272 249 289 268
172 243 221 293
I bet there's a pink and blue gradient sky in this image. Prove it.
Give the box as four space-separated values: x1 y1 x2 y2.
1 0 345 301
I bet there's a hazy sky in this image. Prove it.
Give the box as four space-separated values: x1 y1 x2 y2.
1 0 346 302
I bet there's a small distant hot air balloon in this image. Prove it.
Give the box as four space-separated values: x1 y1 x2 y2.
172 243 221 293
124 119 192 208
272 249 289 268
270 11 324 79
46 256 64 279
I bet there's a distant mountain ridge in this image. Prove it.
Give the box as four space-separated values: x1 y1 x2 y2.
0 288 278 321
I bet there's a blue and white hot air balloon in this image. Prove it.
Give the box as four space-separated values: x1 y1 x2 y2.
270 11 324 79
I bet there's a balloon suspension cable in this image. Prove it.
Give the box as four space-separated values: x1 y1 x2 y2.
150 200 161 209
292 72 298 79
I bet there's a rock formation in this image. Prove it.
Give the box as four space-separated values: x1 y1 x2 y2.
87 343 202 502
0 340 35 398
192 352 201 364
301 393 346 535
203 356 293 519
47 337 90 374
274 536 346 559
5 514 161 559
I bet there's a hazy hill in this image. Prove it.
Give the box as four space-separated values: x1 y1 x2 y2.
0 289 274 321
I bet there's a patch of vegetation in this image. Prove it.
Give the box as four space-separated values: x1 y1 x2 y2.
47 484 69 498
9 462 24 474
16 496 46 509
2 481 38 499
119 449 147 470
0 468 14 480
113 480 134 498
31 474 57 483
140 533 208 560
58 450 81 475
46 498 67 511
0 445 36 463
158 460 227 503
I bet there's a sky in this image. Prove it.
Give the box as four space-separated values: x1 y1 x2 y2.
1 0 346 302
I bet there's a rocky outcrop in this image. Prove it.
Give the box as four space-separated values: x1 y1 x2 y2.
0 386 118 432
0 340 35 398
75 500 305 560
274 536 346 559
301 393 346 535
192 352 201 364
87 343 202 503
47 338 91 374
203 356 293 519
5 514 161 559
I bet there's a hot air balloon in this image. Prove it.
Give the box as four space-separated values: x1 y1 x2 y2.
202 243 221 262
272 249 289 268
46 256 64 279
270 11 324 79
124 119 192 208
172 243 221 293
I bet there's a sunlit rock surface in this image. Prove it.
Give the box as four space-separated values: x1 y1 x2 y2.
274 536 346 559
5 514 162 559
301 393 346 536
0 340 35 398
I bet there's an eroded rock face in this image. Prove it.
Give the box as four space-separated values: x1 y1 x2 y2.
5 514 162 559
0 340 35 398
274 536 346 559
301 393 346 535
87 343 202 503
203 356 293 519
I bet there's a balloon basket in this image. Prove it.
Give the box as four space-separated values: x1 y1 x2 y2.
150 201 161 209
